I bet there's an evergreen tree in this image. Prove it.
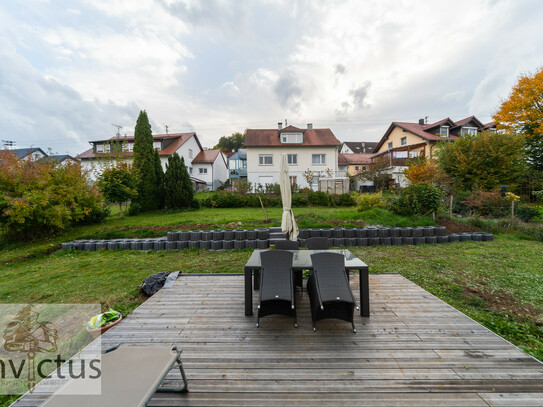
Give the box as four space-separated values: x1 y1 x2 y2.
154 149 165 209
179 156 194 207
132 110 157 212
164 153 184 209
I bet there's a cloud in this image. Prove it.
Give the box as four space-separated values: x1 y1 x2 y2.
274 70 303 113
350 82 371 109
0 38 139 154
335 64 346 75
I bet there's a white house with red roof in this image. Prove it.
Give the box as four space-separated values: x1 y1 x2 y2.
372 116 496 187
244 122 342 190
191 149 229 191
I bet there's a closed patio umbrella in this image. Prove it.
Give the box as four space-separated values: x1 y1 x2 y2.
280 154 299 241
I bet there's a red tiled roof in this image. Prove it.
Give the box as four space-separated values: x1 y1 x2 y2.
78 133 201 159
192 149 221 164
483 122 496 129
340 153 373 165
244 127 340 147
374 121 458 153
338 153 349 166
279 125 304 132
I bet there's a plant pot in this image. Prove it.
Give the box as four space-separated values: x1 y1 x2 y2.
86 315 122 339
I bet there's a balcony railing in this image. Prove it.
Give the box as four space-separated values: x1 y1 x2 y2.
229 169 247 177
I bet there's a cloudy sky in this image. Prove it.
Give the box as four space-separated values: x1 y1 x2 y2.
1 0 542 155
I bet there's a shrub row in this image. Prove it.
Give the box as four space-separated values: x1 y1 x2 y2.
200 191 355 208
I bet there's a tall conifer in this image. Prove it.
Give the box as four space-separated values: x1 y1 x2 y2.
132 110 157 212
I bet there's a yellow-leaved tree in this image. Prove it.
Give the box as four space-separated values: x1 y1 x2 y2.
493 67 543 171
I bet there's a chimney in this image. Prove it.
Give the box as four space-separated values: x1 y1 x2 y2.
307 123 313 130
278 122 282 130
418 118 425 125
362 142 366 153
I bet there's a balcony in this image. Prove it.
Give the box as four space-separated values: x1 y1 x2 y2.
229 168 247 178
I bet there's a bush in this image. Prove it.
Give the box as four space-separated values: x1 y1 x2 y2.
308 191 333 206
463 189 508 217
355 192 386 212
390 183 441 216
292 194 308 207
0 152 106 240
190 198 201 210
336 193 355 207
515 205 541 222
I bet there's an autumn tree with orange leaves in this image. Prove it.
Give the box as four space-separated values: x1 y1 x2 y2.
493 67 543 171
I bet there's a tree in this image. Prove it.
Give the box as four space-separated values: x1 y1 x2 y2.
154 149 165 209
436 131 526 191
214 132 245 152
179 156 194 206
404 157 450 188
356 157 391 189
132 110 158 212
97 163 137 218
493 67 543 170
164 153 184 209
164 153 193 209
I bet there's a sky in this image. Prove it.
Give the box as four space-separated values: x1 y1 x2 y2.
1 0 542 156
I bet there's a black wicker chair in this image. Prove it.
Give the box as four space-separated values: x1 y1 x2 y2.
275 240 299 250
257 250 297 328
307 252 356 333
274 240 302 290
306 237 330 250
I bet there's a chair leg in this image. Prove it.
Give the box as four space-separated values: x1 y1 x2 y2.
352 321 357 333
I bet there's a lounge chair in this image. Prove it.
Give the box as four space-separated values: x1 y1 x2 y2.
307 252 357 333
274 240 303 291
257 250 297 328
306 237 330 250
42 345 188 407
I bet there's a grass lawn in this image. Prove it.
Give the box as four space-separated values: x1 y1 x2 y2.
1 208 542 405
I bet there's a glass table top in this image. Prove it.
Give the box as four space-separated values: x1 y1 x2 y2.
245 249 368 270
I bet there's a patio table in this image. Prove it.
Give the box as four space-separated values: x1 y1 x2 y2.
244 249 369 317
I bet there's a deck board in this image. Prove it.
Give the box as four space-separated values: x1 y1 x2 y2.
13 273 543 406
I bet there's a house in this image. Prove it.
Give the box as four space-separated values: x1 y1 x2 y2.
228 148 247 181
46 154 78 166
78 132 203 181
244 123 341 189
338 153 374 191
371 116 496 187
11 147 47 161
340 141 378 154
191 149 229 191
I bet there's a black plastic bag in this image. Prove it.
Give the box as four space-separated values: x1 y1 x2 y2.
140 272 169 296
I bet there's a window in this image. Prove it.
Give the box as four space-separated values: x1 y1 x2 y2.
355 166 360 171
199 168 207 174
388 142 393 150
401 137 407 146
488 128 497 133
461 127 478 136
287 154 298 165
289 176 297 186
440 126 449 137
153 141 161 150
103 144 110 153
189 149 193 159
362 165 367 171
259 154 273 165
189 167 192 174
96 144 104 153
281 132 303 143
312 154 326 165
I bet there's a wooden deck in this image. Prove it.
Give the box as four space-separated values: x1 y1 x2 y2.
15 273 543 406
